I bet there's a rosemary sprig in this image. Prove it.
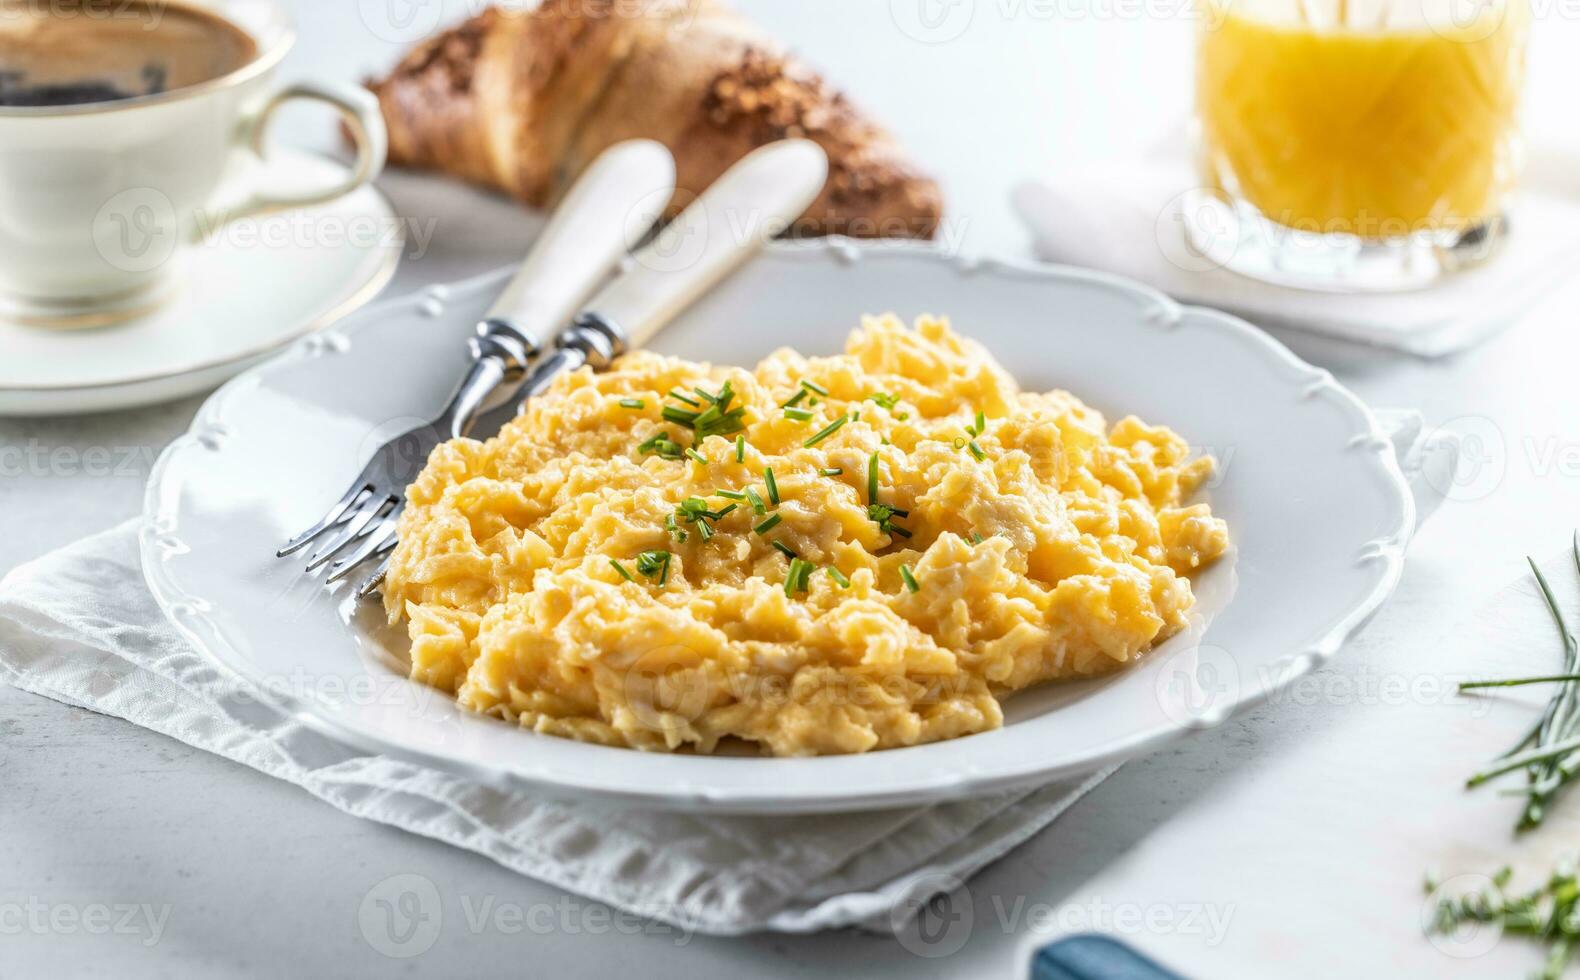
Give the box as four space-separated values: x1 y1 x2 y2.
1463 533 1580 830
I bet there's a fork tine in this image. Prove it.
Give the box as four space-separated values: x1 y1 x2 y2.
278 484 371 557
326 512 400 584
305 495 392 572
355 550 396 599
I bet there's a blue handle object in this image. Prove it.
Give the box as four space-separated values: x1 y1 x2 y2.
1032 935 1187 980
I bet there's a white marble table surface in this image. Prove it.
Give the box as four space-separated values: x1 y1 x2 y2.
6 2 1580 976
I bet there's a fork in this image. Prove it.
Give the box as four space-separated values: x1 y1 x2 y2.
276 139 677 579
353 138 830 597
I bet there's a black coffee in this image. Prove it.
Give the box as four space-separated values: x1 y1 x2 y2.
0 0 257 108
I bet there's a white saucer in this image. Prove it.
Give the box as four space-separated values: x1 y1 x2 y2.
0 150 402 416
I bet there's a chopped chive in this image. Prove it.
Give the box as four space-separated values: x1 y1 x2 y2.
638 431 685 461
672 380 743 438
802 379 830 397
715 503 739 519
819 467 843 477
852 410 861 422
803 415 849 448
771 540 797 558
715 489 747 500
695 519 714 541
668 389 700 407
827 567 851 589
764 467 780 505
889 524 913 539
866 453 880 503
967 440 987 461
735 435 746 462
968 410 987 437
685 448 708 465
784 559 803 596
868 392 900 410
781 388 809 410
666 512 687 543
636 550 672 587
754 513 782 535
899 565 920 593
783 407 815 422
784 558 814 596
745 487 766 515
609 559 635 582
618 398 646 410
693 385 718 404
970 532 985 544
662 405 701 427
952 437 967 450
896 412 910 421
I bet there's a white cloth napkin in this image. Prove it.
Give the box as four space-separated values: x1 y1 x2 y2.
1013 147 1580 358
0 413 1451 937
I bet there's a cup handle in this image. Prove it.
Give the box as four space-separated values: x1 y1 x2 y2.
211 79 388 226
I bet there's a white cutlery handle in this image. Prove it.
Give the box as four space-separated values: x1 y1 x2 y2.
585 139 829 349
483 139 676 340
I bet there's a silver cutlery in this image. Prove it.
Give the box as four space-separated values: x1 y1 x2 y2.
353 138 829 596
276 139 677 578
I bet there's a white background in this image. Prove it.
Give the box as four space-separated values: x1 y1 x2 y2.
6 0 1580 976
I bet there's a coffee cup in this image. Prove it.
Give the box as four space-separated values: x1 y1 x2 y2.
0 0 387 328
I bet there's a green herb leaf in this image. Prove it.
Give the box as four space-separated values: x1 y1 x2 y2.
899 565 920 593
619 398 646 410
635 550 672 587
803 415 849 448
754 513 782 535
868 392 901 410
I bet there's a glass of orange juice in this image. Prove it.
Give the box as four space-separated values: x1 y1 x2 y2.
1189 0 1529 290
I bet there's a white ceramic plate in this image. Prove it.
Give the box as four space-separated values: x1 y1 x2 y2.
142 241 1413 813
0 150 401 417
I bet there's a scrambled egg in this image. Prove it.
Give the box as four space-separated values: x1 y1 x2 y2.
383 316 1230 756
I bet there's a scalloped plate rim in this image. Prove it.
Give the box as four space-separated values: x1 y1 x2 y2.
140 238 1415 813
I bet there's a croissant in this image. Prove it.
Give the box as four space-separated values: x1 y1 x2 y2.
367 0 943 239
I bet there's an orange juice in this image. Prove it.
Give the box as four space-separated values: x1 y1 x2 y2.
1197 0 1527 239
